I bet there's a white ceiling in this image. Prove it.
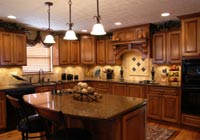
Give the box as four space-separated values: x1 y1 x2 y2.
0 0 200 33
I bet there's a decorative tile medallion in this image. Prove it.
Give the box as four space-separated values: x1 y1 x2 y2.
123 51 150 76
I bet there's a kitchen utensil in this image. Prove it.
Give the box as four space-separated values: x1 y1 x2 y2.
12 75 26 81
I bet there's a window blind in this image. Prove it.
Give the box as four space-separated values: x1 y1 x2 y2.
23 43 52 73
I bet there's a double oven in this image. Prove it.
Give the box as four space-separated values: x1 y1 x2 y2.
182 58 200 116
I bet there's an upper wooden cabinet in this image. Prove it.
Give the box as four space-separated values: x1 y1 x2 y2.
80 35 96 65
112 25 149 42
153 30 181 64
181 17 200 57
96 39 115 65
59 39 80 65
0 32 27 66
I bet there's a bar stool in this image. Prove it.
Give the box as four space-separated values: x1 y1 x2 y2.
6 95 46 140
34 105 92 140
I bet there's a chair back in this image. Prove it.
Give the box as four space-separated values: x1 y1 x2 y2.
34 106 68 139
6 95 29 123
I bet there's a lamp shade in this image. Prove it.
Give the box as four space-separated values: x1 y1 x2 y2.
44 34 55 44
63 30 78 40
90 23 106 35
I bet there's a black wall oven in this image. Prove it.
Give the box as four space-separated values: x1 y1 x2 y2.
182 58 200 116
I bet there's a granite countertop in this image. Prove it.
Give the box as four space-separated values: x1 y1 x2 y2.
0 78 181 92
23 92 147 120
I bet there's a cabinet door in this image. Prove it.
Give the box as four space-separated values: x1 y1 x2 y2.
92 82 112 94
0 93 6 129
0 32 14 65
112 83 126 96
105 39 115 65
59 39 70 65
96 40 106 65
81 35 96 64
13 33 27 65
126 84 144 98
52 36 60 66
167 31 182 63
182 17 200 56
162 95 179 123
147 94 162 120
153 33 166 64
70 41 80 65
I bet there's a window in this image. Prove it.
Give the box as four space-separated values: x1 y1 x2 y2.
23 43 52 73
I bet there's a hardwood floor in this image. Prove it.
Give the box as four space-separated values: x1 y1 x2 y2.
0 121 200 140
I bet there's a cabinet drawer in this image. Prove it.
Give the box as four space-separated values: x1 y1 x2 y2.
35 85 55 92
182 114 200 128
149 86 179 96
93 82 110 89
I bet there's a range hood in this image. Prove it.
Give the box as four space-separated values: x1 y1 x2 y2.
111 24 151 58
112 38 149 59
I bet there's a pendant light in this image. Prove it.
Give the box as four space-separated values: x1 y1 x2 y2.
90 0 106 35
63 0 77 40
44 2 55 44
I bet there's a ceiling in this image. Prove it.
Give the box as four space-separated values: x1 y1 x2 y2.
0 0 200 33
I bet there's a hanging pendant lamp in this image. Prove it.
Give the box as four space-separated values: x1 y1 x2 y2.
63 0 77 40
44 2 55 44
91 0 106 35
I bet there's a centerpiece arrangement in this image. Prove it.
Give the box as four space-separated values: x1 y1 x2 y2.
64 82 102 102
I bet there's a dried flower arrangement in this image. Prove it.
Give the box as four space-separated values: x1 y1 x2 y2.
103 68 114 74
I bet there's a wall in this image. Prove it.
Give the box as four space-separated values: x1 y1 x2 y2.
87 51 181 83
0 51 180 86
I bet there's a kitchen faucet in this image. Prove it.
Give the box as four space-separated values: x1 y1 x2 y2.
38 69 45 83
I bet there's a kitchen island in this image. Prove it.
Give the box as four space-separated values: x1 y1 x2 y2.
23 92 147 140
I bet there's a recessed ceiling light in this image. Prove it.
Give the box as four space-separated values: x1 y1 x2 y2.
161 13 170 17
114 22 122 26
81 30 88 32
7 15 16 19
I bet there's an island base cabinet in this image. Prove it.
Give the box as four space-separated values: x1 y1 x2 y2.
122 106 146 140
68 106 146 140
0 92 6 129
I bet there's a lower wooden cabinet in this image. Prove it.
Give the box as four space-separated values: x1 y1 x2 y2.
181 114 200 128
147 86 180 123
126 84 144 98
92 82 112 94
35 85 55 92
0 92 6 129
112 83 127 96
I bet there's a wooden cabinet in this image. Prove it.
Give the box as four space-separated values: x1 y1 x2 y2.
182 114 200 128
0 32 26 66
153 31 181 64
112 25 149 42
112 83 127 96
181 17 200 57
126 84 144 98
35 85 55 92
59 39 80 65
96 40 106 65
96 39 115 65
92 81 112 94
147 86 180 123
80 35 96 64
0 92 6 129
